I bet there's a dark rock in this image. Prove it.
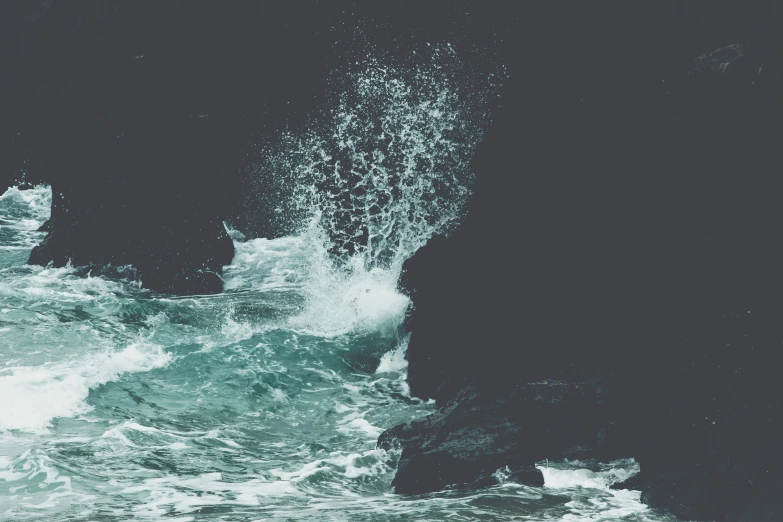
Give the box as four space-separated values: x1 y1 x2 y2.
611 472 644 491
383 3 783 521
27 200 235 294
398 233 473 402
634 354 783 521
380 380 616 494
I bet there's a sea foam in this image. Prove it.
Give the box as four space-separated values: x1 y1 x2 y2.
0 342 171 431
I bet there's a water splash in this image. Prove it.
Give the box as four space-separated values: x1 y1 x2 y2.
246 45 500 336
0 185 51 226
0 185 51 253
258 46 493 270
285 223 411 337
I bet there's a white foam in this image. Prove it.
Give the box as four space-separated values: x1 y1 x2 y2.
492 466 512 485
0 185 52 223
540 467 613 490
336 414 384 440
270 448 390 482
223 235 306 293
0 449 96 515
537 459 640 491
193 314 259 352
0 185 52 253
376 337 409 374
535 459 656 521
286 222 410 337
123 472 301 519
223 230 413 339
0 264 130 322
0 342 171 431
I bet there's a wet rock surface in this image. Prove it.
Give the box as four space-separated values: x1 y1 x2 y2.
379 380 615 494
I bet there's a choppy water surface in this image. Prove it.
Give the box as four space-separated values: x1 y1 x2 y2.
1 47 681 521
0 191 682 522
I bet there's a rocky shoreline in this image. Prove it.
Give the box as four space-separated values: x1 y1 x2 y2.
3 3 781 520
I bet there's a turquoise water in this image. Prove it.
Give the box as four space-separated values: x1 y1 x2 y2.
0 186 681 521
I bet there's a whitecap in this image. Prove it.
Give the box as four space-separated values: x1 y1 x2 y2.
0 342 171 431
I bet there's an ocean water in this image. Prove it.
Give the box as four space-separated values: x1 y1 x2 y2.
1 48 681 522
0 186 680 522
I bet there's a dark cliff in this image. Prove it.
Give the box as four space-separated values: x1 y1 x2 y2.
384 3 783 521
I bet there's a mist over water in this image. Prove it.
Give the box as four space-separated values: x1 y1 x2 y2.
0 48 677 521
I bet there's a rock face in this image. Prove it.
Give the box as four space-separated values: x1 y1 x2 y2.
379 380 616 494
382 3 783 521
